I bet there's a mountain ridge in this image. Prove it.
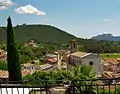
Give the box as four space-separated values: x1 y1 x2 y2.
91 34 120 41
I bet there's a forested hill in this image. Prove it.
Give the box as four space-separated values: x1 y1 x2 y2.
0 24 77 44
0 24 120 53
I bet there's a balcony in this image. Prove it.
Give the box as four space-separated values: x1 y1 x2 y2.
0 78 120 94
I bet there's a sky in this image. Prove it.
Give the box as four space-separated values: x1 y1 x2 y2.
1 0 120 38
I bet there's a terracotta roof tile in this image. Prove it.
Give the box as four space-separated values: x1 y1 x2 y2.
0 70 8 78
47 58 57 63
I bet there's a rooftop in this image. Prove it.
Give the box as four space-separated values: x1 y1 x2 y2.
0 69 35 78
21 63 34 67
103 58 119 65
70 52 93 58
0 49 5 52
0 70 8 78
46 58 57 63
40 63 54 70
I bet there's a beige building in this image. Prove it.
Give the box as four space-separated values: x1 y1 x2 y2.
69 52 103 75
67 39 103 75
0 49 7 60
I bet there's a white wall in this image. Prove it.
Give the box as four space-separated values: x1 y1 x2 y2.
81 55 103 75
69 54 103 75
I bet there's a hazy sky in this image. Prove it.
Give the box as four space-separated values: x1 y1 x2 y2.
1 0 120 38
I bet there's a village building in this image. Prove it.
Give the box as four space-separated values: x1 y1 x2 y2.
39 63 55 71
24 39 38 47
45 52 60 68
67 39 103 75
0 49 7 60
22 63 40 71
0 69 34 81
22 63 56 72
102 58 120 73
0 63 56 81
0 70 9 82
68 52 103 75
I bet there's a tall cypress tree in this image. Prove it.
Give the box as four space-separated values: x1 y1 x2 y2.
7 17 22 81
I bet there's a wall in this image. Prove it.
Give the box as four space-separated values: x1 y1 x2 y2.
81 55 103 75
69 54 103 75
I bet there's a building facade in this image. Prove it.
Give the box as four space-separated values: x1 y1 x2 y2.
68 52 103 75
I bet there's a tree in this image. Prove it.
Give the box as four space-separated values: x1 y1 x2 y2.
7 17 22 81
72 65 96 93
0 60 8 70
73 65 96 80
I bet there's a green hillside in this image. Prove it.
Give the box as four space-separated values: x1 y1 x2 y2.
0 24 120 53
0 24 77 44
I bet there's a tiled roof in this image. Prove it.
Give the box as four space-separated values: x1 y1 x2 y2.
102 71 120 79
0 69 35 78
70 52 93 58
21 63 34 67
47 58 57 63
0 49 4 52
40 64 54 70
103 58 119 64
0 70 8 78
22 69 34 77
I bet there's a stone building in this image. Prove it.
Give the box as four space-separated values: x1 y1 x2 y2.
67 39 103 75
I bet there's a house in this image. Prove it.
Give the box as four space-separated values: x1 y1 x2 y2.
67 39 103 75
46 53 58 61
24 40 38 47
45 53 59 65
39 63 55 71
102 58 120 73
0 49 7 60
103 62 117 73
22 68 35 77
22 63 56 73
0 69 35 80
45 58 57 64
21 63 41 70
0 70 8 82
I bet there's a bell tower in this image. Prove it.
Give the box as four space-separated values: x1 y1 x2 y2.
71 39 77 53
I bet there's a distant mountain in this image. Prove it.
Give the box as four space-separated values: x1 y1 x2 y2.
0 24 77 44
91 34 120 41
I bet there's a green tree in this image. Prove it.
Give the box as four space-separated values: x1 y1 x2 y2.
23 70 73 86
73 65 96 93
73 65 96 80
7 17 22 81
19 54 31 64
0 60 8 70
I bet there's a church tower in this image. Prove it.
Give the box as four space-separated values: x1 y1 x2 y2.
71 39 77 53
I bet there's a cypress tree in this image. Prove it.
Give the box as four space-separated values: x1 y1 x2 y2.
7 17 22 81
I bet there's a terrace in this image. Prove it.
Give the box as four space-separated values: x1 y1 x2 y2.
0 78 120 94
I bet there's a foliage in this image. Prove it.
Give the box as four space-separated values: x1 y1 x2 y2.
17 43 58 64
116 86 120 94
0 24 76 44
100 53 120 58
7 17 22 81
0 60 8 70
19 54 31 64
0 44 7 51
72 65 96 93
100 89 114 94
0 25 120 53
23 65 96 88
73 65 96 80
23 70 73 86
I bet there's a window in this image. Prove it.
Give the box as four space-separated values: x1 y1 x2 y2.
89 61 93 66
73 43 76 48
